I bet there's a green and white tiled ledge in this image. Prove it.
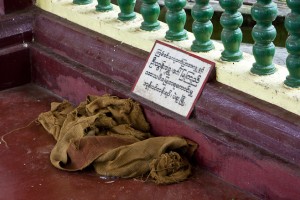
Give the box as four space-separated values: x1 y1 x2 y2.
36 0 300 116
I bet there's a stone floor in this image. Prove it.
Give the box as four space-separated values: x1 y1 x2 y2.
0 84 257 200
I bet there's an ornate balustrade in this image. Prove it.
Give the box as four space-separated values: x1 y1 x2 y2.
36 0 300 115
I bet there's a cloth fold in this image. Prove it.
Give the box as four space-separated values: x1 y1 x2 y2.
38 94 197 184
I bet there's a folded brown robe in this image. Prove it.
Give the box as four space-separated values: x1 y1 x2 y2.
38 94 197 184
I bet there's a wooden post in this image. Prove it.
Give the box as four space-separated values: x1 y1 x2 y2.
140 0 160 31
96 0 113 11
284 0 300 88
219 0 243 62
117 0 136 21
191 0 214 52
251 0 277 75
73 0 92 5
165 0 187 41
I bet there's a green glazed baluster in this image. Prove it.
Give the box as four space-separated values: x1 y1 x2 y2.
96 0 113 11
73 0 92 5
191 0 214 52
251 0 277 75
165 0 187 41
117 0 136 21
284 0 300 88
220 0 243 62
140 0 160 31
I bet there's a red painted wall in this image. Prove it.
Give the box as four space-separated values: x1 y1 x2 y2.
0 46 31 90
0 0 32 14
0 0 4 15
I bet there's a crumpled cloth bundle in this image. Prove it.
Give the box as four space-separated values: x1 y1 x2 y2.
38 94 197 184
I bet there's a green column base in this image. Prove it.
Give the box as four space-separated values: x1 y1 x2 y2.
165 30 187 41
284 76 300 88
284 54 300 88
118 12 136 21
251 63 276 75
73 0 92 5
96 5 113 12
285 0 300 88
191 40 214 52
141 22 160 31
221 50 243 62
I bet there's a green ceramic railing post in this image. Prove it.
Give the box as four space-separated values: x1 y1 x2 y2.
96 0 113 11
191 0 214 52
219 0 243 62
165 0 187 41
73 0 92 5
251 0 277 75
284 0 300 88
140 0 160 31
117 0 136 21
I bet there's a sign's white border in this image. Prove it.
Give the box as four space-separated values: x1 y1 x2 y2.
132 40 215 118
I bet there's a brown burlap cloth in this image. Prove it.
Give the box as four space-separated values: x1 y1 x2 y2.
38 94 197 184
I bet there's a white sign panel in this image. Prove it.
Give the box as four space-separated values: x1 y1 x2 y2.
132 41 215 118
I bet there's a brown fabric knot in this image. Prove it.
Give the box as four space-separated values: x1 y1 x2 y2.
149 151 191 184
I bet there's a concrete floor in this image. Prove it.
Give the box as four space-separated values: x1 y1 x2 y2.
0 84 256 200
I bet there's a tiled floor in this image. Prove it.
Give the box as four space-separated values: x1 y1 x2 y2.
0 84 256 200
